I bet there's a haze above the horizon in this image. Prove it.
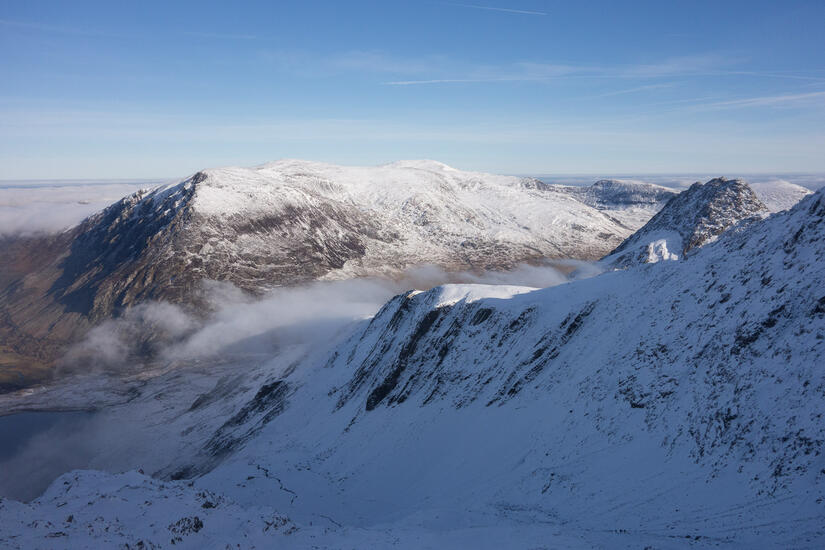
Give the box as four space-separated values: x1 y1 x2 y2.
2 0 824 179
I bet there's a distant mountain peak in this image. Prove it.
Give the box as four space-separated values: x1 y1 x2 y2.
602 177 768 268
381 159 459 171
591 178 670 190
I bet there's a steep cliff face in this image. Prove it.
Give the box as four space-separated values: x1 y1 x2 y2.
602 177 768 268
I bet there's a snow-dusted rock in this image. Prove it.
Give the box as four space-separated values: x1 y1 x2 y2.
561 178 677 227
602 177 768 268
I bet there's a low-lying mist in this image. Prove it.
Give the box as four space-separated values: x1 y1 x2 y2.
0 261 601 502
60 262 599 374
0 181 156 236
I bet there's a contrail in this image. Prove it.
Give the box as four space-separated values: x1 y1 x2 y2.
446 3 548 16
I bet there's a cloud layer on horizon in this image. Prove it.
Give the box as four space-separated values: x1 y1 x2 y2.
0 181 158 236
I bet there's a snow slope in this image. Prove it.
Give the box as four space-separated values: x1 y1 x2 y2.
2 187 824 547
750 179 813 212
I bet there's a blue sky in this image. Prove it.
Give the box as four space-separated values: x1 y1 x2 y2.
2 0 824 178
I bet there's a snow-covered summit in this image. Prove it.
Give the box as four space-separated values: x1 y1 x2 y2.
42 160 674 319
602 177 768 268
380 159 459 172
555 178 677 228
572 178 677 207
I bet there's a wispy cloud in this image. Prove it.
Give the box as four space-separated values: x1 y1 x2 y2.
0 18 117 38
708 70 825 82
379 55 825 87
587 83 676 98
697 91 825 110
181 31 257 40
445 3 548 16
257 49 450 79
0 18 256 41
384 77 538 86
380 57 721 85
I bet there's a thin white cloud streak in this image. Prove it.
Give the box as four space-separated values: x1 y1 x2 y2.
0 18 257 41
161 45 823 88
379 56 825 86
379 56 728 85
259 51 751 85
384 77 542 85
690 90 825 111
181 31 257 40
445 2 548 15
0 18 118 38
581 83 676 98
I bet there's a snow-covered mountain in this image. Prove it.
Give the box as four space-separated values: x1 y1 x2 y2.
559 178 678 227
0 160 676 391
601 177 768 268
749 179 813 212
59 159 659 307
2 184 823 547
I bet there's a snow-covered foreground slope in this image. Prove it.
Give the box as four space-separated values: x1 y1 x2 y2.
2 188 824 547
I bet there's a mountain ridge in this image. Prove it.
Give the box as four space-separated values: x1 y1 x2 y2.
0 160 676 390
